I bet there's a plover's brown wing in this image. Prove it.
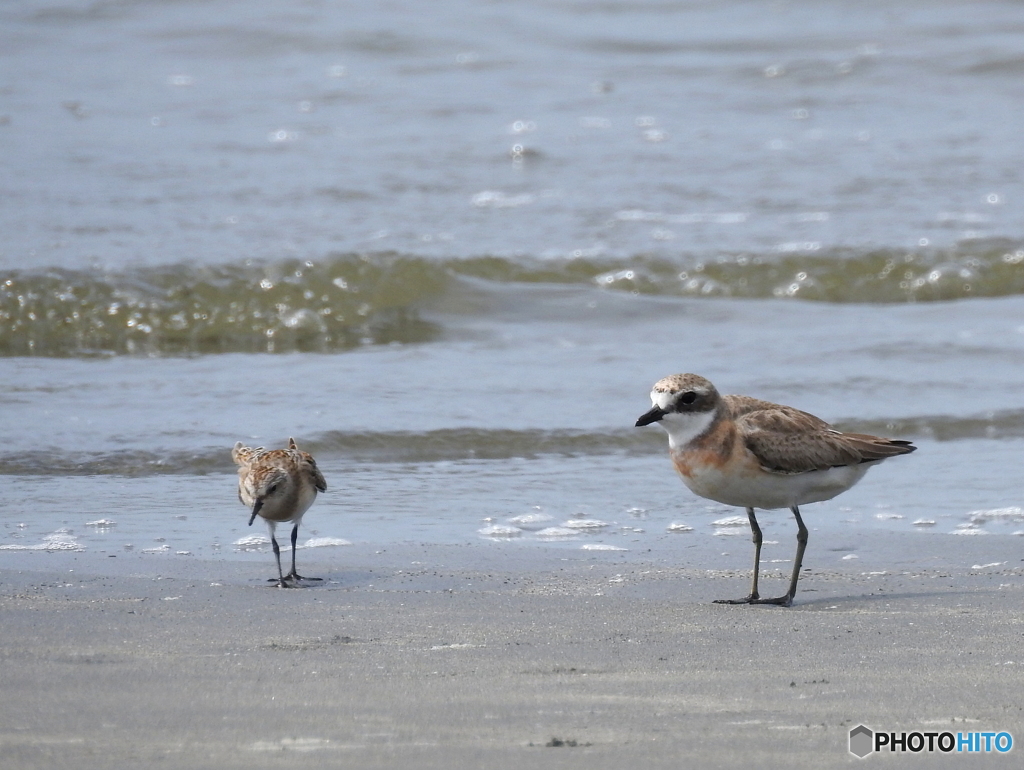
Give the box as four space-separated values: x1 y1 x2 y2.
736 407 866 473
724 394 800 419
738 407 916 474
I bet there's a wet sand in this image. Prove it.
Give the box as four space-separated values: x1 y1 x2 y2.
1 533 1022 769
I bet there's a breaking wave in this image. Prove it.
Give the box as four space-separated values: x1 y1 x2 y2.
3 240 1023 356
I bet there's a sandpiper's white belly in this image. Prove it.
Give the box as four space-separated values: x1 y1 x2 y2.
266 482 318 525
290 483 319 522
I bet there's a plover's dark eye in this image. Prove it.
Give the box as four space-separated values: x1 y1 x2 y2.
268 483 279 494
680 391 697 405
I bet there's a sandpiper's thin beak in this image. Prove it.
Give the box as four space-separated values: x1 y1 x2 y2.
635 405 666 427
248 499 263 526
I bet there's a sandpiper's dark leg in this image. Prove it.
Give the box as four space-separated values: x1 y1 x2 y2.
285 523 322 582
268 533 292 588
751 505 807 607
714 507 763 604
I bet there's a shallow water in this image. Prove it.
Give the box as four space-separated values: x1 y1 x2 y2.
2 0 1023 573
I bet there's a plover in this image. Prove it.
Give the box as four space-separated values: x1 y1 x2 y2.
232 438 327 588
636 374 915 606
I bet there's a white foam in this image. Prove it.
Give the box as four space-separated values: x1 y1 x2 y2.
0 530 84 552
477 525 521 538
84 519 117 527
141 544 170 553
580 544 628 551
968 506 1024 523
251 738 332 753
534 527 579 538
950 524 989 536
666 522 694 533
712 515 748 527
912 518 936 527
841 554 859 560
561 518 610 530
234 534 270 549
302 537 352 548
714 528 747 537
471 190 534 208
971 562 1006 570
875 513 904 520
507 512 553 528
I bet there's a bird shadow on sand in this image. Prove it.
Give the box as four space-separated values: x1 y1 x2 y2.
248 568 380 589
785 587 977 610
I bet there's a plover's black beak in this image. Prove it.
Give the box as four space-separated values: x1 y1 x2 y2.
635 405 666 427
248 499 263 526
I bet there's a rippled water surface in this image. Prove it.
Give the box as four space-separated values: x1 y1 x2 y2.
2 0 1023 569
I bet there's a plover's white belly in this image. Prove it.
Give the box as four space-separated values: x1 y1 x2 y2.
679 461 874 510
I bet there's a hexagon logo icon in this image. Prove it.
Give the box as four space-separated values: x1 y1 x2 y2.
849 725 873 758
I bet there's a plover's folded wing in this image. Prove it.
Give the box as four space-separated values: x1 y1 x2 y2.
738 408 915 474
736 408 862 473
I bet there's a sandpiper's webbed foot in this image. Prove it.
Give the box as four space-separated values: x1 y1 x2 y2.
285 572 322 582
749 594 793 607
267 577 299 588
713 594 758 605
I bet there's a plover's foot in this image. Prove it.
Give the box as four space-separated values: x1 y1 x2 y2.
713 594 757 605
749 595 793 607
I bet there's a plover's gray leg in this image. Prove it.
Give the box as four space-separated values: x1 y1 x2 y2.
714 507 763 604
750 506 807 607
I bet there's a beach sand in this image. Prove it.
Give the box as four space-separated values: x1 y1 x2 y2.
1 533 1021 769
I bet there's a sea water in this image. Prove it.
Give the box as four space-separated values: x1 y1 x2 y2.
2 0 1023 573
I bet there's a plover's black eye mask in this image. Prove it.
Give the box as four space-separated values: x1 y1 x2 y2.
678 391 698 406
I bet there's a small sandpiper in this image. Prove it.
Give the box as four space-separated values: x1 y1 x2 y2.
636 373 916 606
232 438 327 588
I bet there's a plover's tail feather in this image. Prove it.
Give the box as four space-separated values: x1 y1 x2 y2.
839 434 916 462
